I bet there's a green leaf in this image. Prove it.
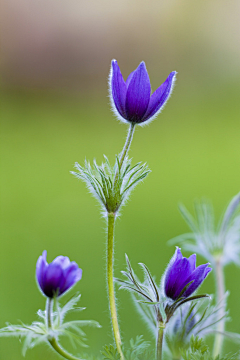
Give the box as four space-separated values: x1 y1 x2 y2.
101 345 120 360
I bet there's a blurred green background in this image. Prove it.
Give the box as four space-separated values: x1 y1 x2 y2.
2 0 240 358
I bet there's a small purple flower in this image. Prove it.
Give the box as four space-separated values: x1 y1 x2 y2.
36 251 82 298
164 248 211 301
109 60 176 125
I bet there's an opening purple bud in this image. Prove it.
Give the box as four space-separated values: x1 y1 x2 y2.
164 247 212 301
109 59 176 125
36 250 82 298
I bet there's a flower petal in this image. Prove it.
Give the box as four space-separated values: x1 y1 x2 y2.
183 264 212 298
125 62 151 123
41 263 64 298
188 254 196 272
125 70 136 88
164 248 182 288
53 256 71 269
110 60 127 119
60 262 82 295
142 71 176 122
167 258 193 300
36 250 48 290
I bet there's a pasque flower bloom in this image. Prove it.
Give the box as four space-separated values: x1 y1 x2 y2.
36 251 82 298
164 248 211 301
109 60 176 125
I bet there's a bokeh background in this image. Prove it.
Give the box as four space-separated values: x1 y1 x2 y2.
2 0 240 358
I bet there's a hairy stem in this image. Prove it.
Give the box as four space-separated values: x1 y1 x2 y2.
156 323 165 360
46 298 53 329
119 122 135 168
49 338 82 360
213 257 225 357
106 123 136 359
107 212 124 360
46 298 83 360
114 123 135 186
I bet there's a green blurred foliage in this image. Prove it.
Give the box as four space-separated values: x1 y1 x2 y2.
1 79 240 359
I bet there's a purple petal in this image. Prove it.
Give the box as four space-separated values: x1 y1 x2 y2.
52 256 71 269
36 250 48 290
183 264 212 298
188 254 196 272
142 71 176 122
125 62 151 123
110 60 127 119
164 247 182 289
125 69 136 88
166 257 193 299
60 262 82 294
41 263 64 298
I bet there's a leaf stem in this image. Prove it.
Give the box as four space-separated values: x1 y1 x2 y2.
46 298 84 360
156 322 165 360
107 212 124 360
213 257 225 357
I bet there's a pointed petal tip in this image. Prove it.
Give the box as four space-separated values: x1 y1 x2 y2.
205 266 212 274
175 246 182 255
111 59 117 66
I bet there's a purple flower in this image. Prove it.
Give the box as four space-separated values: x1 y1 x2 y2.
36 251 82 298
164 248 211 301
109 60 176 125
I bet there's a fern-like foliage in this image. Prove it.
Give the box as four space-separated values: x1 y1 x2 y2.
101 336 153 360
181 336 239 360
72 155 150 213
101 345 121 360
0 293 100 356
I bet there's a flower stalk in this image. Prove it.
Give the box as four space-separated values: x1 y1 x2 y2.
113 123 135 188
46 298 53 329
118 123 135 170
156 322 165 360
106 123 136 360
107 212 124 360
213 257 225 357
46 298 82 360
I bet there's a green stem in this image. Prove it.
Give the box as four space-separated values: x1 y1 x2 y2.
156 323 165 360
49 338 82 360
107 212 124 360
114 123 135 186
213 257 225 357
46 298 83 360
46 298 53 329
119 123 135 169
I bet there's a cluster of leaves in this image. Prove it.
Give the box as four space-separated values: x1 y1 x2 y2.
0 293 100 356
166 294 229 357
82 336 153 360
181 336 239 360
169 193 240 266
72 155 150 213
101 336 153 360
